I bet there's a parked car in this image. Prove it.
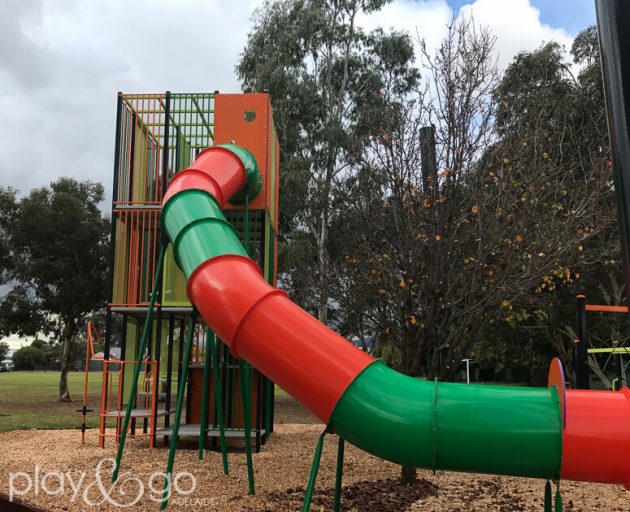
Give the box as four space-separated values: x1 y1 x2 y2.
0 360 14 372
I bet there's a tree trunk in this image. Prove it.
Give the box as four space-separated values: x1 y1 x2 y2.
401 465 417 484
318 204 330 324
59 319 74 402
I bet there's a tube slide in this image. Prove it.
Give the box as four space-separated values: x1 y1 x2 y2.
161 144 630 488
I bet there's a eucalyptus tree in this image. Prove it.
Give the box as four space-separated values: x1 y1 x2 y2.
238 0 418 322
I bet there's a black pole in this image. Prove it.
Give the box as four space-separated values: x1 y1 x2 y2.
614 349 623 391
595 1 630 312
575 295 590 389
127 113 137 203
420 125 437 196
105 93 124 360
152 91 169 445
161 91 171 193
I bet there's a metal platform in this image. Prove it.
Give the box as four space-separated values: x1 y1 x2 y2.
155 424 265 438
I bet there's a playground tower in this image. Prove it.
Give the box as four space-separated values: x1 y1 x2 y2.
100 91 279 450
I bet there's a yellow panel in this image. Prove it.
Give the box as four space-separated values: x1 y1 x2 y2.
162 244 190 306
132 122 148 202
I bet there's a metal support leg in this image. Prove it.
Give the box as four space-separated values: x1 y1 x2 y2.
209 335 229 474
198 327 213 460
302 431 326 512
333 437 345 512
161 310 198 510
239 359 255 495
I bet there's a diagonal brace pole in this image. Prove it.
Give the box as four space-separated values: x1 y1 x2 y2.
302 430 327 512
112 242 167 482
239 359 255 495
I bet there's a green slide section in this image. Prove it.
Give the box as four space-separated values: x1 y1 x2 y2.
222 143 263 204
329 362 562 478
162 189 247 277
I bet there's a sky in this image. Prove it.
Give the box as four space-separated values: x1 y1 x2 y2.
0 0 595 349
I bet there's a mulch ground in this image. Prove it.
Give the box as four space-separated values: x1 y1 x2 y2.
0 395 628 511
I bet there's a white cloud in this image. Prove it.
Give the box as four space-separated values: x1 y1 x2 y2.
358 0 453 54
457 0 573 69
0 0 576 206
2 333 34 350
0 0 260 204
360 0 573 70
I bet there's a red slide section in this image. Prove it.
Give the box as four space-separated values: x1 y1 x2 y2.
188 256 373 422
163 146 247 207
562 388 630 489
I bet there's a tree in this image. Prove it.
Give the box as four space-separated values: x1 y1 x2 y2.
12 345 46 371
473 26 616 381
336 21 614 385
2 178 109 401
337 18 499 378
0 187 18 291
238 0 418 323
0 341 9 361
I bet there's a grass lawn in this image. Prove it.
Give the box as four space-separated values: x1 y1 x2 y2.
0 370 286 433
0 370 117 433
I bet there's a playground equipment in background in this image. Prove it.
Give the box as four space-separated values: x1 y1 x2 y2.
103 1 630 510
79 322 105 446
574 295 629 390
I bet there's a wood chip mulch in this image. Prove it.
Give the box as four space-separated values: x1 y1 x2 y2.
0 424 628 511
241 478 438 512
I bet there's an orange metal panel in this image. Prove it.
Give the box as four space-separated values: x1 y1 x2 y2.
214 93 271 211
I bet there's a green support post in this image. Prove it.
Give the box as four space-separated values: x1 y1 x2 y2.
161 310 199 510
243 194 250 256
198 327 213 460
210 334 229 474
333 437 345 512
239 359 255 495
302 431 326 512
112 242 167 483
237 190 255 494
544 480 552 512
555 485 563 512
